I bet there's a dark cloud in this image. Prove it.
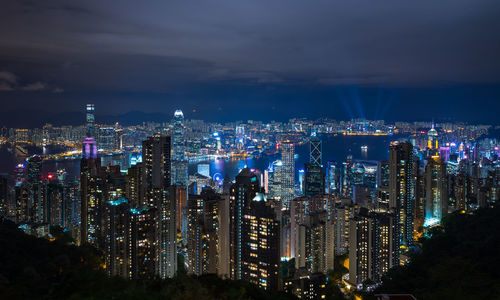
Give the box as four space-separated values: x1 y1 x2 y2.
0 0 499 123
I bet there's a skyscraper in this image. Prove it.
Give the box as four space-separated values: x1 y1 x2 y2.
389 142 416 252
424 156 448 226
229 168 261 280
241 192 280 290
80 145 104 247
104 197 130 278
326 161 340 194
281 141 295 209
142 135 176 278
171 110 188 186
349 209 398 285
86 104 95 138
129 206 156 280
27 155 43 223
294 211 334 274
156 185 178 279
187 187 223 276
304 163 325 198
310 133 322 166
142 136 171 208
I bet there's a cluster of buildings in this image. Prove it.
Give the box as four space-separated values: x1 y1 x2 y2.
1 104 499 299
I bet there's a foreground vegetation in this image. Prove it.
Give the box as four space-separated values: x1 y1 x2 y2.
0 219 294 300
369 204 500 300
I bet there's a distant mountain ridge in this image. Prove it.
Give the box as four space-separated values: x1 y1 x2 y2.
0 110 173 128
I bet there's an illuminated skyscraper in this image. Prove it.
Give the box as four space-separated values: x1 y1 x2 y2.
142 136 171 208
229 168 260 280
156 185 178 279
424 156 448 226
349 209 398 285
377 160 390 189
171 110 188 186
141 135 176 278
294 211 334 275
99 127 115 151
310 133 322 166
27 155 43 223
241 193 280 290
326 161 339 194
80 148 103 247
427 124 439 151
304 163 325 198
187 188 223 276
334 202 353 255
281 141 295 209
104 197 130 278
86 104 95 138
129 206 156 280
389 142 416 252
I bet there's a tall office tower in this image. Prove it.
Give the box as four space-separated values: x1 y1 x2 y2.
0 175 8 216
349 209 398 285
241 193 280 291
64 181 80 239
377 160 390 189
349 213 369 285
217 193 231 278
86 104 95 138
229 168 261 280
326 161 340 194
130 206 156 280
46 178 64 227
27 155 43 222
175 185 188 241
280 141 295 209
235 125 245 149
294 211 334 275
104 197 130 278
142 136 171 208
187 188 222 275
424 156 448 226
171 110 188 186
304 163 325 197
389 142 416 251
343 155 354 198
80 136 104 247
310 133 322 166
125 163 143 208
156 185 177 279
427 125 439 152
414 167 425 234
99 127 115 151
267 160 283 200
455 170 471 212
334 202 353 255
14 185 29 223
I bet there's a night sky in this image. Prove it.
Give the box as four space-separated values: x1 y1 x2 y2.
1 1 500 126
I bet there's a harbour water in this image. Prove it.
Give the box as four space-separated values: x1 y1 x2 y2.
1 134 401 181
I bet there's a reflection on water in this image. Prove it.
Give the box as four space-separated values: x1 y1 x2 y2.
1 135 398 181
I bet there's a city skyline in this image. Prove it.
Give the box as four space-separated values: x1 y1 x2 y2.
1 2 500 299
